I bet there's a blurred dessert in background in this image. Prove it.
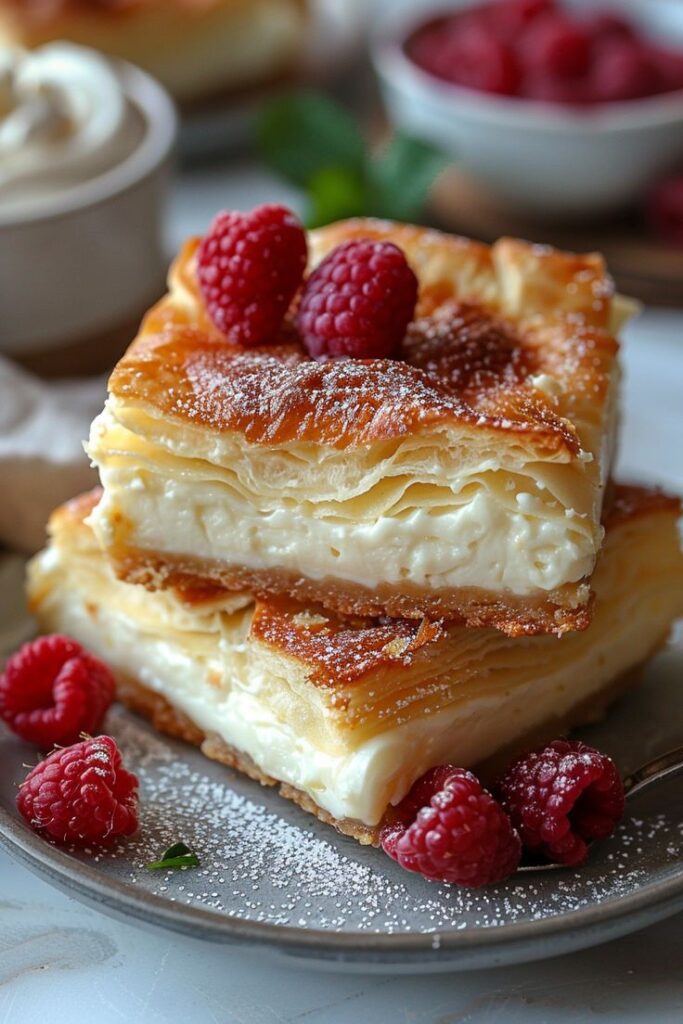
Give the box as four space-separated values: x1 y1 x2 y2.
406 0 683 104
0 0 309 104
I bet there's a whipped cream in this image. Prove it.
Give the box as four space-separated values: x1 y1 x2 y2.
0 43 140 216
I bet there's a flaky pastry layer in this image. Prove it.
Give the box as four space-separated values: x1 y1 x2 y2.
28 485 683 829
87 220 631 634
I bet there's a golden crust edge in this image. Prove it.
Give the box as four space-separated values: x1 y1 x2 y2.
104 546 594 638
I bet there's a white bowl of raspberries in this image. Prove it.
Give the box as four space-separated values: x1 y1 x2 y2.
372 0 683 217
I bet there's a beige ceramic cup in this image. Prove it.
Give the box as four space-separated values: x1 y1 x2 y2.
0 59 177 374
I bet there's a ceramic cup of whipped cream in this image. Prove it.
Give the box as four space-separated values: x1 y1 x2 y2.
0 42 176 373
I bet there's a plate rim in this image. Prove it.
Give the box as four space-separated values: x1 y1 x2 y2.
2 789 682 963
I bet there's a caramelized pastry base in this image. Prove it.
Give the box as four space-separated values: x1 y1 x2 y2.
109 547 593 639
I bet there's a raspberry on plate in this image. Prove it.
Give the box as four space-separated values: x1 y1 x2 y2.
497 739 625 866
0 634 115 748
380 765 521 887
17 735 139 845
296 239 418 359
197 203 307 347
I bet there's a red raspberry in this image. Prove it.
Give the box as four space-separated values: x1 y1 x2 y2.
652 47 683 94
409 19 458 79
197 204 307 346
497 739 625 866
380 766 521 887
296 240 418 359
646 176 683 247
492 0 555 40
521 14 591 78
455 25 521 94
0 635 115 748
429 24 521 95
524 69 588 104
589 40 657 102
17 735 138 845
589 13 636 44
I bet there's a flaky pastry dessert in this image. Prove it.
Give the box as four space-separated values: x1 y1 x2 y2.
27 484 683 844
0 0 308 103
86 215 634 637
10 204 683 885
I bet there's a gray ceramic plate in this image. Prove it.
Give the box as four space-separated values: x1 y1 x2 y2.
0 547 681 972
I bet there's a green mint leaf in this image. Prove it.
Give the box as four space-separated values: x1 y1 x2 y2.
306 165 369 228
146 855 200 871
146 842 200 871
257 91 366 189
368 133 449 222
160 842 192 859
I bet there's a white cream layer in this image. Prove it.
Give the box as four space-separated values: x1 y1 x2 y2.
88 405 600 597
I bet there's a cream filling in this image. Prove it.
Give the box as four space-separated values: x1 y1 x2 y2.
87 406 602 597
92 473 595 595
29 544 678 825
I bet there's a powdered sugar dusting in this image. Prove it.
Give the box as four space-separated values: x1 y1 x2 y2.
111 300 595 453
74 708 683 936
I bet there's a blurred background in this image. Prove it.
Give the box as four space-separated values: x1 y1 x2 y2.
1 0 683 547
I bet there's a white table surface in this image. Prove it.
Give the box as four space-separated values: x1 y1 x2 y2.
1 161 682 1022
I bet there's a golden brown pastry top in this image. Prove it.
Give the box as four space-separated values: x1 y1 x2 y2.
107 219 622 453
250 601 445 689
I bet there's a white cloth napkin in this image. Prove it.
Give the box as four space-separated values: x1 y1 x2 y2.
0 356 103 553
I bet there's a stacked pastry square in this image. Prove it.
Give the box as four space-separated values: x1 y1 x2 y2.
28 217 683 845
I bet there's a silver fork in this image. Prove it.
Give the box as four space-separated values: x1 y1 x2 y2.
517 745 683 873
